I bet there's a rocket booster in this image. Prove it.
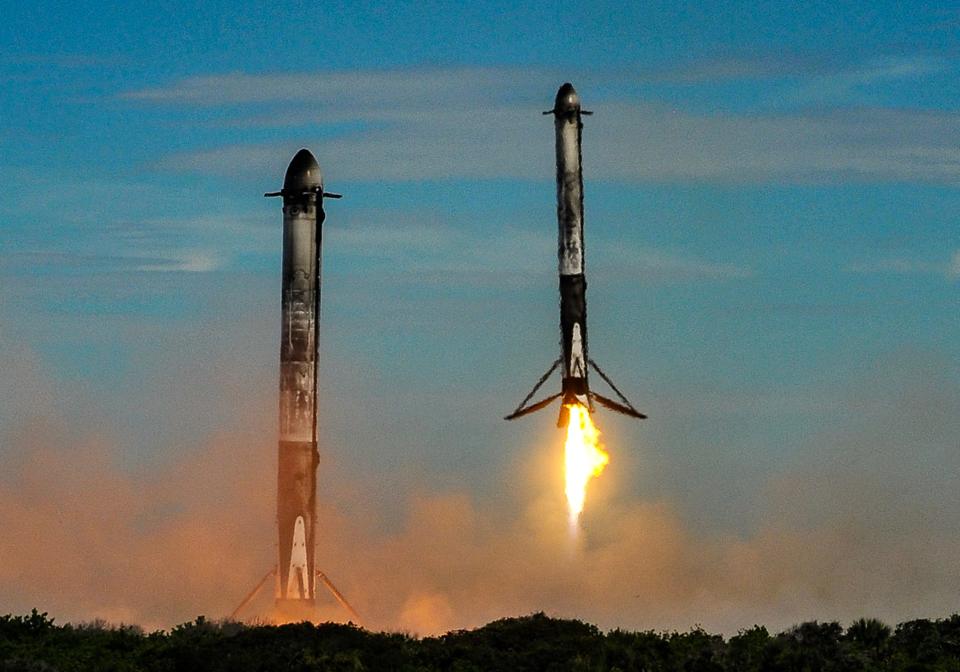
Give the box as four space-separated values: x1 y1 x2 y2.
506 84 646 427
554 83 590 412
265 149 340 605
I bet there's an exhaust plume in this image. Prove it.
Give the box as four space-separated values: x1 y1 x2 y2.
563 404 608 535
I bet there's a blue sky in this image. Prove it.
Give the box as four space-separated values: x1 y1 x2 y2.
1 1 959 630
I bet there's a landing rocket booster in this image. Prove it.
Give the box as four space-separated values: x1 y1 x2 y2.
265 149 340 606
506 83 646 428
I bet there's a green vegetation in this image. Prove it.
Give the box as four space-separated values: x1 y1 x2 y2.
2 609 959 671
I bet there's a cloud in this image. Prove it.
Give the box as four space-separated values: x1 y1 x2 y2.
3 250 224 275
845 251 960 280
0 425 275 629
1 341 958 635
116 56 960 184
155 104 960 185
130 65 960 185
643 52 943 86
2 205 747 290
123 55 944 105
782 55 946 106
122 67 556 109
3 421 958 635
599 243 753 281
1 215 272 278
643 54 811 83
133 250 222 273
326 218 751 283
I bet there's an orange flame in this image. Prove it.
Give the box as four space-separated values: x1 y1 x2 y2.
563 403 608 533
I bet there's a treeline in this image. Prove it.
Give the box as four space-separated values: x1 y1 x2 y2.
2 609 959 671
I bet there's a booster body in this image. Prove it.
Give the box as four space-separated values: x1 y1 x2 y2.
554 83 590 417
273 149 325 605
505 84 646 427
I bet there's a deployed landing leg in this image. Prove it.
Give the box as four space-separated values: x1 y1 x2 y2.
316 570 362 623
230 567 362 624
230 568 276 620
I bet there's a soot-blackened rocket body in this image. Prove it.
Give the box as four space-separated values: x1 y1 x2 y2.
265 149 340 606
506 83 646 427
555 83 590 414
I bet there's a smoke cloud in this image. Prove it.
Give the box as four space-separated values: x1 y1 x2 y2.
1 338 958 636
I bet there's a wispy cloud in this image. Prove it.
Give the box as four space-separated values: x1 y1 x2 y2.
124 65 960 185
644 54 805 83
122 67 556 109
783 55 945 106
123 55 944 104
1 250 222 274
601 245 753 281
154 103 960 185
328 218 750 283
133 250 222 273
0 215 271 278
844 251 960 280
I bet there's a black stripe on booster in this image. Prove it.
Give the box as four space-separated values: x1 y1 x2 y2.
559 273 588 393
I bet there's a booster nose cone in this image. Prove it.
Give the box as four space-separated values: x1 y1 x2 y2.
283 148 323 193
554 82 581 115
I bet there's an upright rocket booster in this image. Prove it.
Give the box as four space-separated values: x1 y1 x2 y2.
506 83 646 428
265 149 340 606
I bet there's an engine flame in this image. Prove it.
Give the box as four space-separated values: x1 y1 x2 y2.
563 403 608 533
